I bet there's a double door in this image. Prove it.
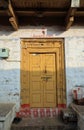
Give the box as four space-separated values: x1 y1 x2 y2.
21 39 66 108
30 53 56 107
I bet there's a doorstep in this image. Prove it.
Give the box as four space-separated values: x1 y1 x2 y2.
11 116 77 130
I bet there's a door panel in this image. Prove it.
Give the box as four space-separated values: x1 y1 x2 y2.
30 53 43 107
30 53 56 107
44 54 56 107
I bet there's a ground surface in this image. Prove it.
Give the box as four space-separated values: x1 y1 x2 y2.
11 117 77 130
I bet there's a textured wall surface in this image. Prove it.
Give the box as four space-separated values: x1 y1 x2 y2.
0 25 84 111
0 39 20 111
65 37 84 105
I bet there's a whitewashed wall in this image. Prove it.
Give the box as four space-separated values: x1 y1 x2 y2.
0 39 20 111
65 37 84 105
0 25 84 110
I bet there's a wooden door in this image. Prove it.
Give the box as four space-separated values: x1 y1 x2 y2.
29 53 56 107
43 54 56 107
21 39 66 107
29 53 43 107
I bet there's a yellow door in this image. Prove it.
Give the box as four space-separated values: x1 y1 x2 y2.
30 53 56 107
21 39 66 107
29 53 43 107
44 54 56 107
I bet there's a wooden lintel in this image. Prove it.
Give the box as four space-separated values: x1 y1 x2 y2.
66 16 74 30
9 17 18 31
71 0 80 7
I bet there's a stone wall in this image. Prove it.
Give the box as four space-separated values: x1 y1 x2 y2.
0 25 84 111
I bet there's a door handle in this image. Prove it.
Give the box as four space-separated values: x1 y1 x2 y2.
41 77 51 79
41 76 51 81
41 77 46 79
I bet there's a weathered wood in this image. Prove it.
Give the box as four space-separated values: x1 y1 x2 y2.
71 0 80 7
9 17 18 31
66 16 74 30
8 0 18 30
66 8 77 20
0 10 84 17
65 1 77 30
1 0 18 30
65 0 80 30
8 0 16 18
16 10 67 17
65 8 76 30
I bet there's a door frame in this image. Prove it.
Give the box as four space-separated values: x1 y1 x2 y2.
20 38 66 107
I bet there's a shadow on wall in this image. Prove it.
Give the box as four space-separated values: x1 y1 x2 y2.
0 16 84 37
20 67 84 107
0 68 20 111
0 25 65 37
0 68 66 107
0 67 84 108
20 68 66 107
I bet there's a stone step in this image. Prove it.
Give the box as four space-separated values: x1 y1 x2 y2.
11 125 77 130
11 117 77 130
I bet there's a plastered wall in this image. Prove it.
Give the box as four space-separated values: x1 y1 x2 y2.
0 25 84 111
0 38 20 111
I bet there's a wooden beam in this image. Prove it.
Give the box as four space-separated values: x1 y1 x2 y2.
66 16 74 30
65 0 80 30
1 0 18 30
9 17 18 31
8 0 18 30
66 7 77 24
8 0 16 18
0 0 18 30
1 9 84 17
65 8 76 30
